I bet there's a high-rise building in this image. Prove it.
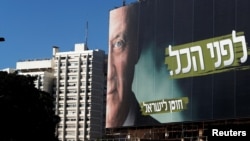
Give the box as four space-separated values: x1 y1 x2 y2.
14 43 106 141
53 43 106 141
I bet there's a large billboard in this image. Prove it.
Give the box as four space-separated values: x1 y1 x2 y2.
106 0 250 128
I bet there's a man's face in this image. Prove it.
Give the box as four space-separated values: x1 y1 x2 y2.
106 6 138 128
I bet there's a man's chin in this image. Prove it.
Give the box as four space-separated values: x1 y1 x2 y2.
106 105 123 127
106 117 122 128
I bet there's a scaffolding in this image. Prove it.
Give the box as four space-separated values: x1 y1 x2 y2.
100 118 250 141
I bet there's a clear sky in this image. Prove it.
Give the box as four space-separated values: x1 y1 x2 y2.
0 0 136 69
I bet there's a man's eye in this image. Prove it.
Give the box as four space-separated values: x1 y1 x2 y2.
114 40 125 48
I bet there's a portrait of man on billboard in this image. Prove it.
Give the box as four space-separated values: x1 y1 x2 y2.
106 3 160 128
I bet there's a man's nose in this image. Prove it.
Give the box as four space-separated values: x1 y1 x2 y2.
107 53 115 80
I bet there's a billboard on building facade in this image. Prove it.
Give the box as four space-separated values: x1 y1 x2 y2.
106 0 250 128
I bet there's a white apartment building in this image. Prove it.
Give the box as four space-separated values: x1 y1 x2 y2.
53 43 106 141
14 43 106 141
16 59 54 93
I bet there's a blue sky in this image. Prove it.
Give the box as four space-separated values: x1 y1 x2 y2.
0 0 136 69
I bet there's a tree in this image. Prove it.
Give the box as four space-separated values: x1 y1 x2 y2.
0 71 60 141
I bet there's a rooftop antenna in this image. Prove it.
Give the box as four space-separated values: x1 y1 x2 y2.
122 0 126 6
85 21 88 48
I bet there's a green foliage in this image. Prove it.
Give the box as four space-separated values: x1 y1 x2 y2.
0 71 60 141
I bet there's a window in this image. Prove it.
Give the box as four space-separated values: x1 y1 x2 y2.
66 103 76 107
66 118 76 121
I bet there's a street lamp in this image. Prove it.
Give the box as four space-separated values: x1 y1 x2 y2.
0 37 5 42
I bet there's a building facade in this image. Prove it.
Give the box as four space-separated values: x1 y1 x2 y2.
14 43 106 141
16 59 54 93
53 43 106 141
